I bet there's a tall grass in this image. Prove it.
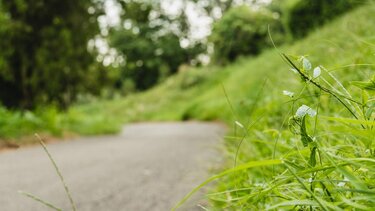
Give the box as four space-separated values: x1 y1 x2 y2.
172 5 375 209
175 53 375 210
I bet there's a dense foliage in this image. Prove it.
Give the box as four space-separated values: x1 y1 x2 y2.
209 0 364 63
285 0 362 38
210 6 284 64
109 1 205 91
0 0 362 108
0 0 105 109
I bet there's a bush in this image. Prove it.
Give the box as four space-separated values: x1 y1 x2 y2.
285 0 362 38
210 6 285 64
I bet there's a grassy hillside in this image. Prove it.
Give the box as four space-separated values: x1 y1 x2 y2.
2 3 374 143
59 4 375 209
74 3 375 127
96 4 374 209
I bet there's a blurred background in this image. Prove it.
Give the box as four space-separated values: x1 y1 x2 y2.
0 0 365 144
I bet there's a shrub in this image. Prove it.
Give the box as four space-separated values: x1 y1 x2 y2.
210 6 285 64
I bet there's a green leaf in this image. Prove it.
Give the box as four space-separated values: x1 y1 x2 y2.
309 147 317 167
300 116 313 147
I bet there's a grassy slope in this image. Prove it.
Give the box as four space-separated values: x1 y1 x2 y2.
75 3 374 129
76 4 375 209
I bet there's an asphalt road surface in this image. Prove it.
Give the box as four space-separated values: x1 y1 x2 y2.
0 122 226 211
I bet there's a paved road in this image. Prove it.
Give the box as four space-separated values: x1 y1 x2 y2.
0 122 226 211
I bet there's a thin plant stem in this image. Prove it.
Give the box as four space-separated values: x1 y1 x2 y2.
18 191 62 211
35 134 77 211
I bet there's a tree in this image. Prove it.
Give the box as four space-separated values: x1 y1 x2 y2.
0 0 105 109
210 5 285 64
285 0 362 38
109 0 205 91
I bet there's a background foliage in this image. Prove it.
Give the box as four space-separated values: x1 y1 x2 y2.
109 1 205 91
0 0 363 109
210 5 284 64
284 0 363 38
0 0 107 109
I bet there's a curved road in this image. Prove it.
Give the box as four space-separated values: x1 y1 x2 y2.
0 122 226 211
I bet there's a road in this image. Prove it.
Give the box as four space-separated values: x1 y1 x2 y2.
0 122 226 211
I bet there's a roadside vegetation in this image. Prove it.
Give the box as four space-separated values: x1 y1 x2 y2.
20 1 373 136
86 4 375 209
1 0 374 209
0 0 370 145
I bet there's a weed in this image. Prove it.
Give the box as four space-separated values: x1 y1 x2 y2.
19 134 77 211
174 53 374 210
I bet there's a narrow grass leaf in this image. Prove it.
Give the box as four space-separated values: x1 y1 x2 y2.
321 116 375 126
266 199 318 210
172 159 283 210
18 191 62 211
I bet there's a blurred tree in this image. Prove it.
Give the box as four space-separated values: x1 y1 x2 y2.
0 0 105 109
285 0 362 38
110 1 205 91
210 5 285 64
194 0 271 19
193 0 234 19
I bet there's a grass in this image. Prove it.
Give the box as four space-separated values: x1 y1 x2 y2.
0 105 121 146
1 3 374 210
19 134 76 211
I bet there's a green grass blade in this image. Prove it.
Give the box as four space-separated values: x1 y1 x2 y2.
321 116 375 126
266 199 318 210
35 134 77 211
171 159 283 210
18 191 62 211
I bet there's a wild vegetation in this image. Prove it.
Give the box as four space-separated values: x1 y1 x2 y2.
0 0 365 141
1 0 374 209
96 4 375 209
284 0 362 38
210 5 285 64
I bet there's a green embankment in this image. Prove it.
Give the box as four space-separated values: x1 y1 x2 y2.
91 4 375 209
77 3 374 129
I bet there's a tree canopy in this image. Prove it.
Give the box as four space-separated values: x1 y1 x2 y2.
0 0 105 109
109 0 205 91
210 5 284 64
